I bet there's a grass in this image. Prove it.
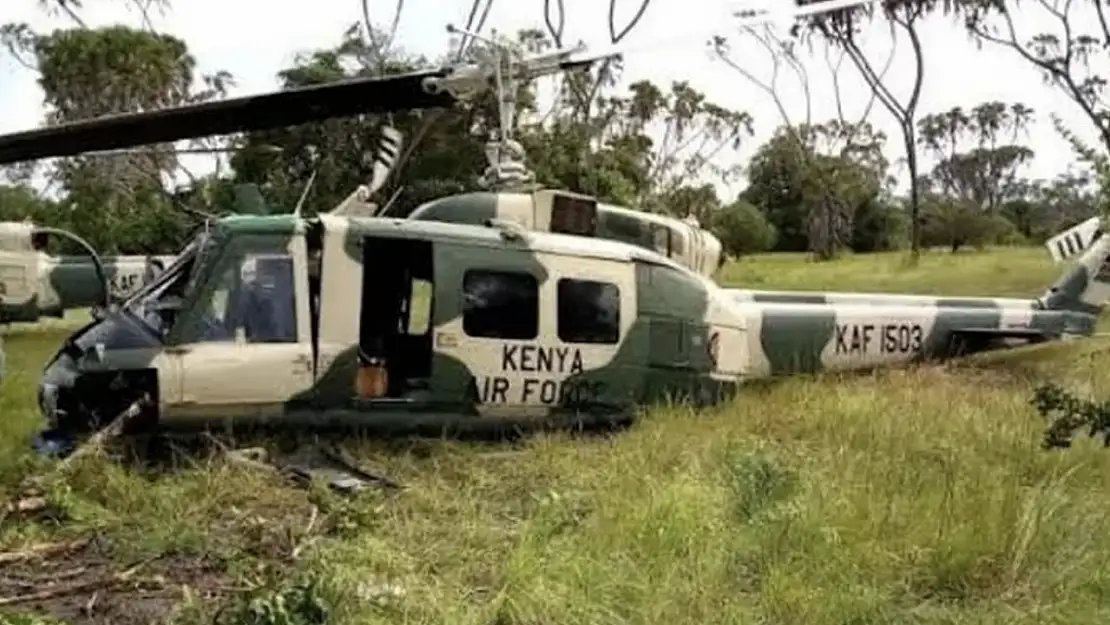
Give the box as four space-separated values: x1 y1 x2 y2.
4 245 1110 624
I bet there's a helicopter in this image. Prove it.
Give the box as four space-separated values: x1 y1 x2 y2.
0 1 1103 454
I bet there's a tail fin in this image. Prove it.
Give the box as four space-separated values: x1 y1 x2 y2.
1046 216 1101 263
1042 216 1110 313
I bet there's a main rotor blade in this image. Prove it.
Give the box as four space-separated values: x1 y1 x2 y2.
0 67 457 165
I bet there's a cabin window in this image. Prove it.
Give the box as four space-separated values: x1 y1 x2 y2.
651 225 671 256
557 278 620 344
462 269 538 340
670 227 688 257
191 253 297 344
550 193 598 237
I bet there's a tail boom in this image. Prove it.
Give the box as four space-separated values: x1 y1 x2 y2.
738 300 1095 378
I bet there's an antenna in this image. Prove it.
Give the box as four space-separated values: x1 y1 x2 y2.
375 184 406 218
293 169 318 217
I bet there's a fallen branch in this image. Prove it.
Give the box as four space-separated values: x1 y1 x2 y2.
0 565 89 586
0 574 164 606
0 555 162 606
13 398 150 503
290 505 319 560
0 495 59 528
56 399 149 472
0 538 90 565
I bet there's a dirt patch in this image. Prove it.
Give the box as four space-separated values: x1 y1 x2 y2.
0 535 239 625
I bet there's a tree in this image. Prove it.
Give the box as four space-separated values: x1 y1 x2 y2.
1 24 230 253
742 120 890 254
914 100 1040 251
531 0 750 214
228 23 512 218
656 183 721 224
712 199 778 257
1004 171 1101 241
917 101 1035 214
958 0 1110 156
798 0 933 259
852 196 908 251
520 72 753 212
712 20 893 260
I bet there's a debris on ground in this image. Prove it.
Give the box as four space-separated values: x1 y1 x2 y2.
0 536 233 625
226 443 402 494
27 394 403 497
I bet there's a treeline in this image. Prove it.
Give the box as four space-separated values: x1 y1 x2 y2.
0 13 1104 260
718 107 1102 258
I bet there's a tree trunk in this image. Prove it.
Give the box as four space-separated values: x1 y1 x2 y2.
904 125 921 262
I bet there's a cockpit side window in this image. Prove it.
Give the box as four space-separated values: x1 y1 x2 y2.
184 252 298 344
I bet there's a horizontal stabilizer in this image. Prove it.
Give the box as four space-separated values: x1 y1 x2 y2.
945 326 1057 358
1046 216 1101 263
952 327 1053 341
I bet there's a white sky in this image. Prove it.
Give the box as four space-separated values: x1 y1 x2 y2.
0 0 1104 199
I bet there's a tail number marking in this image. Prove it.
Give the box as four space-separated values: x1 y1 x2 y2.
110 272 139 296
835 323 923 355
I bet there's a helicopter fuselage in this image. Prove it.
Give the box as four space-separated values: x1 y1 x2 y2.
31 213 1110 446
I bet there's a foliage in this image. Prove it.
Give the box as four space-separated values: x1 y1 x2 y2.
917 101 1036 213
796 0 931 256
214 572 332 625
919 197 1019 251
228 23 493 217
742 120 887 255
851 197 908 252
711 199 777 257
957 0 1110 156
1031 382 1110 449
1 21 229 254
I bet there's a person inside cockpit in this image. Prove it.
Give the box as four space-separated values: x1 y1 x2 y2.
235 256 296 343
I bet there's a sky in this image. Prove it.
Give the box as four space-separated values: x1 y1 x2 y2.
0 0 1105 200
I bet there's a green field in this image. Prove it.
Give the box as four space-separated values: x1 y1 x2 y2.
4 246 1110 625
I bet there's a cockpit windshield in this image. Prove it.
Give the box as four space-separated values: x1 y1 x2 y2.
120 230 215 340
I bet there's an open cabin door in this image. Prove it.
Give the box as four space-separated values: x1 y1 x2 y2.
163 232 315 421
354 235 434 400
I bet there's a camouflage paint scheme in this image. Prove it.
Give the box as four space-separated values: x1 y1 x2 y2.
408 189 725 278
32 210 1110 442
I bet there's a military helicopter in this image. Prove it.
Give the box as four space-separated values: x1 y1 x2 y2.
0 0 1104 453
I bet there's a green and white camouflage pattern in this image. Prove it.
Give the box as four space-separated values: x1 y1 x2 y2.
32 209 1110 441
